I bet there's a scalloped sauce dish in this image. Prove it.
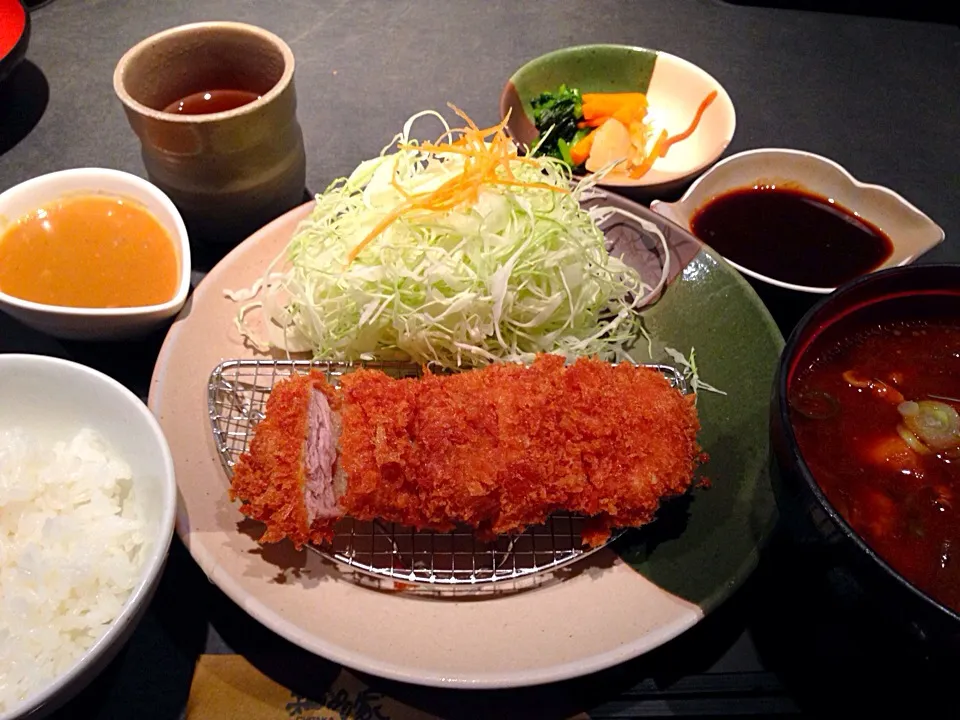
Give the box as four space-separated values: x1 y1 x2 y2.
651 148 945 294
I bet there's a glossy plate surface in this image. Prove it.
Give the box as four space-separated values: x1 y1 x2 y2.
149 193 782 688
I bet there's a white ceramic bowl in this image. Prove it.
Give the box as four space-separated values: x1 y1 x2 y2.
0 354 176 720
650 148 945 294
0 168 191 340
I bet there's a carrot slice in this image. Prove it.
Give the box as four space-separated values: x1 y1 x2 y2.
581 92 646 121
579 96 648 129
578 117 609 129
610 96 647 126
570 130 597 166
582 92 646 106
628 129 668 179
659 90 718 157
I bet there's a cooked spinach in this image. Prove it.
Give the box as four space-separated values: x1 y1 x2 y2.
530 84 590 165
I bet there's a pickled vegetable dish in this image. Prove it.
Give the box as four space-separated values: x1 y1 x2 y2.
529 85 716 179
789 316 960 612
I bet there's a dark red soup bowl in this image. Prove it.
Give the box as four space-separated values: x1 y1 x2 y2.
771 264 960 646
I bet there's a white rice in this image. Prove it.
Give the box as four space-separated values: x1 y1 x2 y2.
0 427 147 713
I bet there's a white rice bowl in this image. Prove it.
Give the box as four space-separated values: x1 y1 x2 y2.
0 355 176 720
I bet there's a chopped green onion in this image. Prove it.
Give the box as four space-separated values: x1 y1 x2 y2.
899 400 960 452
897 423 932 455
789 389 840 421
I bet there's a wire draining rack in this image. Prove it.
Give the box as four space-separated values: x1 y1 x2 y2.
209 358 687 596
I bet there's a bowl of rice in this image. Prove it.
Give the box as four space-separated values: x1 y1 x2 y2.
0 354 176 719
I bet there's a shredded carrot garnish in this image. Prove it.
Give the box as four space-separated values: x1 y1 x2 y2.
451 114 511 142
659 90 718 158
344 104 569 266
629 129 668 179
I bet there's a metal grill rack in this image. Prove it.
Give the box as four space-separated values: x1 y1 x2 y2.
209 358 687 596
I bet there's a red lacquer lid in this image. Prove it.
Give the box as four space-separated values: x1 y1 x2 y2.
0 0 27 59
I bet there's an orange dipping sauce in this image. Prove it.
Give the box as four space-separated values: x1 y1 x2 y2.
0 195 179 308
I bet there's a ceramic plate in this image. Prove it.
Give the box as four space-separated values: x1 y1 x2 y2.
500 44 736 193
149 196 782 688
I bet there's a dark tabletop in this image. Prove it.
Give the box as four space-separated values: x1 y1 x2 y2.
2 1 959 717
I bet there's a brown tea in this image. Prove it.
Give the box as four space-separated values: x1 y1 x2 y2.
163 89 261 115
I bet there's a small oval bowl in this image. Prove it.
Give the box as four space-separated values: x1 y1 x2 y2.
499 44 736 196
770 264 960 649
651 148 945 295
0 0 29 86
0 354 176 720
0 168 191 340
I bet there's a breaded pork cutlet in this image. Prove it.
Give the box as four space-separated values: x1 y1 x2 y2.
229 354 702 548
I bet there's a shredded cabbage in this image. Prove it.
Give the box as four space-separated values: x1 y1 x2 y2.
663 347 728 402
231 109 671 369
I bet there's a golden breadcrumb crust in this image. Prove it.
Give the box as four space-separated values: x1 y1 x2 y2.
230 355 701 549
228 372 340 548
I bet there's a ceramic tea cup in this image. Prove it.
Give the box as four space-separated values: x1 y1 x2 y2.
113 21 306 245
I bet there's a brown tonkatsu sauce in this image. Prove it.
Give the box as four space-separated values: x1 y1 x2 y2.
690 185 894 288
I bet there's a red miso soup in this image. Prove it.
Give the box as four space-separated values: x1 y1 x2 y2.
789 298 960 613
